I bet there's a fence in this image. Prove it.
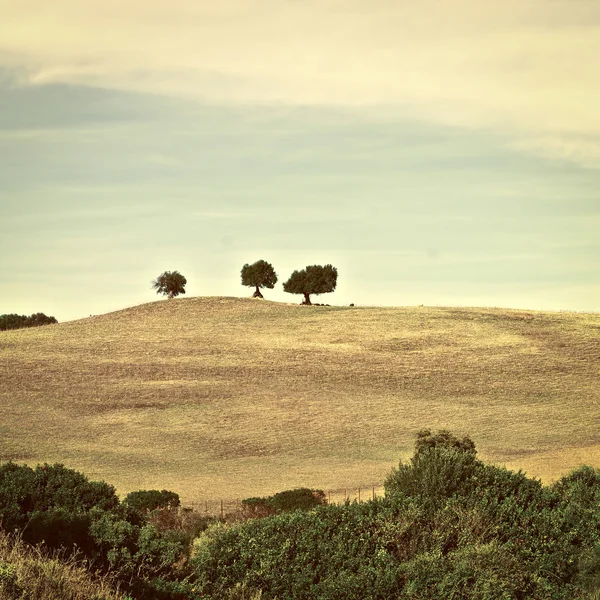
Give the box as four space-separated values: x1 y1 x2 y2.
181 486 386 517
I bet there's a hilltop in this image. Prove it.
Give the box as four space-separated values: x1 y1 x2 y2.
1 296 599 502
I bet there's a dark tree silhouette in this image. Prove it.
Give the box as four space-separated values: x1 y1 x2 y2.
152 271 187 299
241 260 278 298
0 313 57 331
283 264 338 305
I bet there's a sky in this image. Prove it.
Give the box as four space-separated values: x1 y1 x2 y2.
1 0 599 321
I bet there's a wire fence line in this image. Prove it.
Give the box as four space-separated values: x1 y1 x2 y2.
181 486 386 517
0 459 386 518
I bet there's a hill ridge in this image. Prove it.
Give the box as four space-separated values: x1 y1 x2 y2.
2 297 599 502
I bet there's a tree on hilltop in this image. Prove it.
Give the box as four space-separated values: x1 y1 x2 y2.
152 271 187 299
283 264 337 305
241 260 278 299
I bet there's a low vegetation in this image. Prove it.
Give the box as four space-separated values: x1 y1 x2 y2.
0 530 125 600
0 462 191 598
193 431 600 599
241 487 327 517
0 313 57 331
1 431 600 599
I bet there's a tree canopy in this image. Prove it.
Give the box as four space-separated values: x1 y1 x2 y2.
152 271 187 299
241 260 278 298
283 264 338 305
0 313 57 331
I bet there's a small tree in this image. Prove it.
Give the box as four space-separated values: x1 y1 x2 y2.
241 260 278 299
283 264 337 305
414 429 477 457
152 271 187 299
123 490 181 514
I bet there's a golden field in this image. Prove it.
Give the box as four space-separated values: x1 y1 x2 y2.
1 296 599 503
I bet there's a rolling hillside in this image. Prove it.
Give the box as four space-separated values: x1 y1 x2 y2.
1 297 599 503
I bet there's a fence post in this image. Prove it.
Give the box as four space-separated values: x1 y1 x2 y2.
358 487 361 502
372 487 375 501
220 499 224 519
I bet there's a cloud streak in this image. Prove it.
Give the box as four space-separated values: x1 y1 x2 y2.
2 0 599 159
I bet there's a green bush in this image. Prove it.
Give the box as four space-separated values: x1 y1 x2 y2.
384 446 480 511
0 462 119 533
123 490 181 515
242 488 327 518
0 463 189 598
190 432 600 599
4 433 600 599
413 429 477 457
398 542 536 599
0 312 57 330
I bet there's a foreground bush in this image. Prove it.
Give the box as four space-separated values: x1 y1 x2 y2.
0 530 125 600
0 462 119 535
0 463 189 599
3 433 600 599
190 432 600 600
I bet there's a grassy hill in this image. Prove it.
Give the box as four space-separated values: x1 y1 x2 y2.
1 296 599 503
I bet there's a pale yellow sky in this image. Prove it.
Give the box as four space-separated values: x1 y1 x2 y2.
1 1 599 319
2 0 600 167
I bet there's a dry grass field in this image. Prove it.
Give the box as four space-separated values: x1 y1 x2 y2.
1 296 599 504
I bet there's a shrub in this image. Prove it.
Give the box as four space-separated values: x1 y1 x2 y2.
241 488 327 518
269 489 327 512
413 429 477 457
0 530 125 600
123 490 181 515
0 462 119 533
384 446 480 511
191 432 600 599
24 508 94 552
398 542 537 599
0 313 57 331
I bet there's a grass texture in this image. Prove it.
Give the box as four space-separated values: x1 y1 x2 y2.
1 297 599 503
0 531 124 600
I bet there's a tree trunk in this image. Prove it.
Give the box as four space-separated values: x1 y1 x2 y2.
253 286 264 299
303 292 312 305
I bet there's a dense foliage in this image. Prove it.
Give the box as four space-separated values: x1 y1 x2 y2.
191 432 600 599
241 260 278 298
151 271 187 299
282 264 338 305
242 488 326 517
3 433 600 599
124 490 181 515
0 313 57 331
0 463 188 599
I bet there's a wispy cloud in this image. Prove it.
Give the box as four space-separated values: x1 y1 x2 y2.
510 135 600 170
2 1 599 150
